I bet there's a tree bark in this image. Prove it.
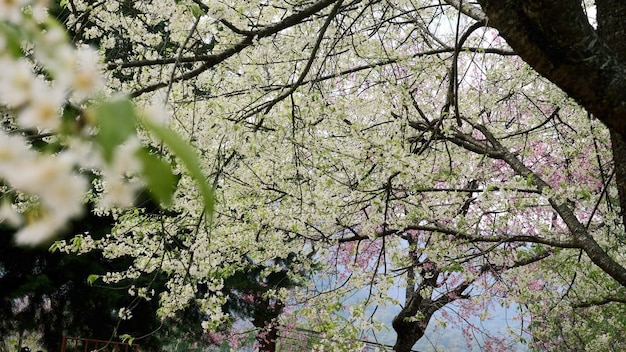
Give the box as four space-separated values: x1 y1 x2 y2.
477 0 626 137
597 0 626 228
391 293 426 352
392 281 468 352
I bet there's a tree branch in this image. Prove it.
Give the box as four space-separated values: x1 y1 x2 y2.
128 0 340 98
573 296 626 308
477 0 626 136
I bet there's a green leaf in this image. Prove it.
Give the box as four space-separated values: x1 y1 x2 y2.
70 236 83 251
143 120 214 216
60 104 82 134
90 99 137 162
579 189 592 200
444 258 463 272
120 334 134 345
49 241 59 253
526 173 534 187
136 148 178 207
189 3 206 18
174 0 206 18
0 22 24 58
87 274 99 286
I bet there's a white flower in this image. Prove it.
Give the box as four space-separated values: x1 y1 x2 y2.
97 140 144 208
110 138 142 175
14 214 65 246
71 46 104 101
118 307 133 320
143 91 171 125
8 154 87 221
17 79 65 131
46 46 75 81
41 25 67 47
31 0 50 23
36 28 73 81
98 175 141 209
0 0 28 23
7 155 61 192
0 131 32 177
41 173 87 220
0 201 23 227
0 136 87 246
65 138 105 170
0 58 35 108
104 1 119 12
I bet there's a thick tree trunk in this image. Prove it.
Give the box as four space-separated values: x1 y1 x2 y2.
392 309 425 352
597 0 626 229
477 0 626 137
391 291 428 352
392 291 457 352
393 336 419 352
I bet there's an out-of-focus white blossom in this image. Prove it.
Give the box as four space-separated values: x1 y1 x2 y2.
40 25 67 47
30 0 50 23
14 214 65 246
143 91 171 125
65 138 105 170
0 130 87 245
0 58 35 108
41 173 87 220
110 138 142 175
98 175 141 209
0 201 23 227
17 79 65 131
0 0 28 23
98 139 143 208
0 131 31 173
71 46 104 101
10 155 86 213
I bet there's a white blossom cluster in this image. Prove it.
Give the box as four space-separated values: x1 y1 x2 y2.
0 0 166 245
28 0 624 349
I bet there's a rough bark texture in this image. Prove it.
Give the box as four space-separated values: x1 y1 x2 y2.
391 255 469 352
477 0 626 136
391 293 433 352
596 0 626 228
392 286 469 352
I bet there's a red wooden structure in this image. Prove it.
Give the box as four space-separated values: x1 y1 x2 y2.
61 337 140 352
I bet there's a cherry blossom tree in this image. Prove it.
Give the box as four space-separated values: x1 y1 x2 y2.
474 0 626 288
3 0 626 351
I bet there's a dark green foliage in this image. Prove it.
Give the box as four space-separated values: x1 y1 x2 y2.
223 253 301 321
0 207 166 351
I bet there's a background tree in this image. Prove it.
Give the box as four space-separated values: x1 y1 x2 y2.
5 0 626 351
58 0 623 350
0 208 151 350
